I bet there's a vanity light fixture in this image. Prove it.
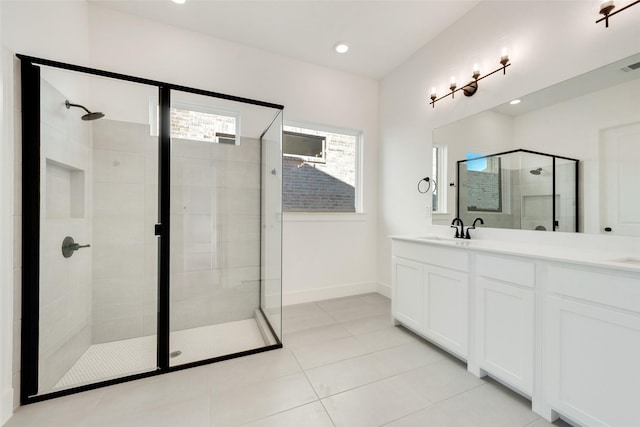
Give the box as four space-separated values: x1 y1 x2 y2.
597 0 640 27
429 49 511 108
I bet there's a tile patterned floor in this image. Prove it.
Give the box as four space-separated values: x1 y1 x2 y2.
6 293 572 427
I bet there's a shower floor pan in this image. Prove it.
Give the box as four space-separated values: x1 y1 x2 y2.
53 318 267 391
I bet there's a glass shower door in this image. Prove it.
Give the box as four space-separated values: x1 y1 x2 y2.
34 66 159 396
168 90 282 367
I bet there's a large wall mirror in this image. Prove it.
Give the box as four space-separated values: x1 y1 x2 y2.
433 52 640 236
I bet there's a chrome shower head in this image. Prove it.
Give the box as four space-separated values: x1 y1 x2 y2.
530 167 542 175
65 100 105 121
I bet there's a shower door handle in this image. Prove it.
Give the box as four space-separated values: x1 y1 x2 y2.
61 236 91 258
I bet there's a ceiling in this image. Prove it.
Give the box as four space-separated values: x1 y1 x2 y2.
92 0 479 79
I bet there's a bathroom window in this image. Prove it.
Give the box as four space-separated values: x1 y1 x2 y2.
283 123 361 213
432 145 447 213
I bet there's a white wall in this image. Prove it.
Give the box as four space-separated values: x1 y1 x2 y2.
0 2 11 422
378 0 640 289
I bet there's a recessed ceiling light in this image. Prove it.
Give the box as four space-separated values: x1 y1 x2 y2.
510 99 521 105
172 0 186 4
334 42 349 54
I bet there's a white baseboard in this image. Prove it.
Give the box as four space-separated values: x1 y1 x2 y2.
377 281 391 298
283 282 377 306
1 387 14 426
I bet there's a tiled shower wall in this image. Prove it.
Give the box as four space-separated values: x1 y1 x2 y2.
92 119 262 343
91 119 157 343
170 137 261 331
38 79 93 391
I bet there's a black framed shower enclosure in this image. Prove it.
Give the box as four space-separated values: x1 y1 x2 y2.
19 54 284 404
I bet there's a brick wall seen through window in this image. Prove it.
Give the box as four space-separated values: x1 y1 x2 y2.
283 125 359 212
170 107 236 143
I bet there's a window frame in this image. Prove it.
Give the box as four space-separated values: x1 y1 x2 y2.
432 143 448 214
282 130 327 163
283 120 364 215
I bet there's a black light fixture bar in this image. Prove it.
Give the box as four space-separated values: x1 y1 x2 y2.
429 59 511 108
596 0 640 27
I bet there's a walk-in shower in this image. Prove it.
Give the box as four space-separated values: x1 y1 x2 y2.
457 149 579 232
19 55 283 403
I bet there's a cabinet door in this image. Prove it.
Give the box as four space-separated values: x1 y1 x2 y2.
476 277 534 394
392 257 424 332
423 265 468 358
545 296 640 427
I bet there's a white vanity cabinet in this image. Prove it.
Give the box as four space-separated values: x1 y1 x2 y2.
422 264 469 358
474 254 535 395
392 240 470 359
391 236 640 426
392 257 424 332
544 265 640 427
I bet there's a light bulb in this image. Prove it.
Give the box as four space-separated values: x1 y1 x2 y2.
334 43 349 54
431 87 437 96
500 48 510 68
472 63 480 79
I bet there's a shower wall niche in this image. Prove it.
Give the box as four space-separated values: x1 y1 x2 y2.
457 149 579 232
19 55 283 403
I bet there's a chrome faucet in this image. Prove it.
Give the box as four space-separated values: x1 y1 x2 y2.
451 218 464 238
465 217 484 239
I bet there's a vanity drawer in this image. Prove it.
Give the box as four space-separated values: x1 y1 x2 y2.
393 240 469 272
476 254 535 288
547 265 640 313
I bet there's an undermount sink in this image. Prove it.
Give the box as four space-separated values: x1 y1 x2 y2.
609 257 640 266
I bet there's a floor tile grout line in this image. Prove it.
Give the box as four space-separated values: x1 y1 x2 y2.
293 338 428 372
284 312 396 346
310 355 453 401
291 350 339 427
313 299 390 324
233 400 326 427
432 381 489 406
377 401 437 427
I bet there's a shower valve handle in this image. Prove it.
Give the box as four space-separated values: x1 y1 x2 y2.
61 236 91 258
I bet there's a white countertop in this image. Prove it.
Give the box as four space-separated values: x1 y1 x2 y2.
391 234 640 274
